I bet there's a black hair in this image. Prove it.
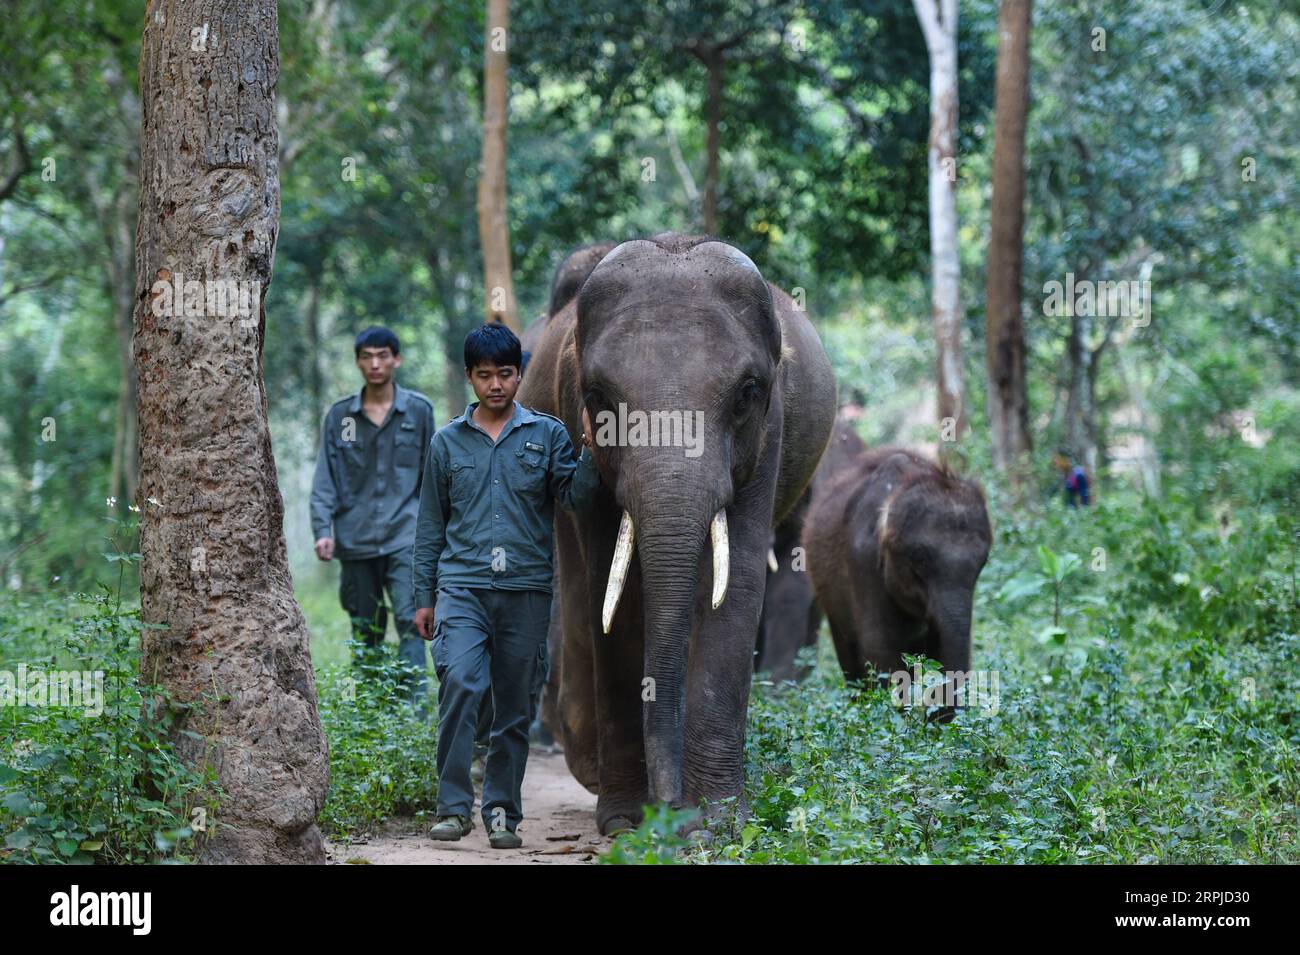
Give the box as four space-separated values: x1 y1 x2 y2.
464 322 521 371
355 326 400 357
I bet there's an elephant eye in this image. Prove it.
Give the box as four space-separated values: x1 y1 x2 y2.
732 378 763 417
585 385 610 414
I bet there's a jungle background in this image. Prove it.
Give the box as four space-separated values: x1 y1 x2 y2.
0 0 1297 863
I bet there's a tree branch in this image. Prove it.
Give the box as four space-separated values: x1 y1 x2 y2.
0 127 30 201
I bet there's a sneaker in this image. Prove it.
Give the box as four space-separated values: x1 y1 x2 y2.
488 828 522 849
429 814 474 841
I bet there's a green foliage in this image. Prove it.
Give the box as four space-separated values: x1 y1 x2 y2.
0 597 216 864
315 645 440 839
599 803 702 865
639 493 1300 864
0 522 216 864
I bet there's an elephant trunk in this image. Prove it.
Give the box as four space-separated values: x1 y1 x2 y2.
930 586 974 680
603 451 724 806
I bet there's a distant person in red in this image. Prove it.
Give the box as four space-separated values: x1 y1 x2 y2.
1053 449 1091 507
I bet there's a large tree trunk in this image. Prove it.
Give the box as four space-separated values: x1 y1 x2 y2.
985 0 1033 478
913 0 967 443
476 0 520 332
134 0 329 864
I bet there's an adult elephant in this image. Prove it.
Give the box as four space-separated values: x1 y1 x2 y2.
519 232 836 833
755 418 868 682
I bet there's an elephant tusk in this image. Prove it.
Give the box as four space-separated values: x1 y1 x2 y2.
602 510 635 634
767 547 778 573
711 509 729 609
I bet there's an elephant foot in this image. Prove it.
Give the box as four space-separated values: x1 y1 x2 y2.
597 798 645 836
681 791 751 841
602 815 636 836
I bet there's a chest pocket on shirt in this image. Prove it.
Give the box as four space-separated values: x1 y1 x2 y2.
514 447 547 495
336 437 366 488
448 457 477 502
395 432 421 469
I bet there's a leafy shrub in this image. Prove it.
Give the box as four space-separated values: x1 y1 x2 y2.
0 590 215 863
316 645 440 838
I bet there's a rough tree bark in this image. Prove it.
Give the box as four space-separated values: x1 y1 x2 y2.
477 0 520 332
133 0 329 864
913 0 967 443
985 0 1033 477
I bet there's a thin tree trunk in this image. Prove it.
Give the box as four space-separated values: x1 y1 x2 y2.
134 0 329 864
476 0 520 331
985 0 1033 478
703 52 722 235
1065 305 1098 482
913 0 967 444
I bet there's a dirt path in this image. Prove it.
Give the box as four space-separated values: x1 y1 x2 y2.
326 748 608 865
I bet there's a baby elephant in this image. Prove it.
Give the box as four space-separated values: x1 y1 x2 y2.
803 448 992 687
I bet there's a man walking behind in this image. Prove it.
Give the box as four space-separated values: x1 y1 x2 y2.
413 323 597 849
311 326 437 712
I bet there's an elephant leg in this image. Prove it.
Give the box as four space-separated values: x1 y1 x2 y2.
826 604 864 683
681 485 775 827
757 559 815 681
584 498 650 834
556 511 599 792
795 587 822 679
755 502 812 681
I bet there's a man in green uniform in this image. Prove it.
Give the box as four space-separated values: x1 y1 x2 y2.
311 326 437 712
413 323 598 849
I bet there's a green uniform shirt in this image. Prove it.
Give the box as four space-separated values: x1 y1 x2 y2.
412 399 599 607
310 383 436 560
